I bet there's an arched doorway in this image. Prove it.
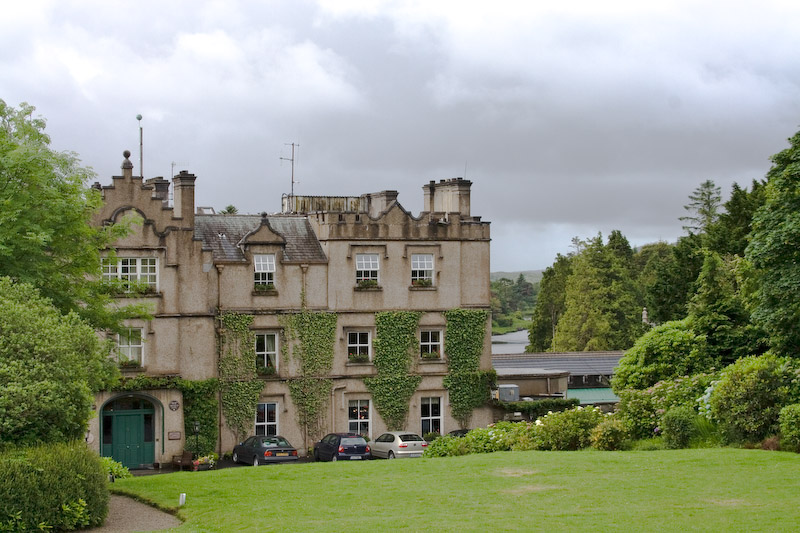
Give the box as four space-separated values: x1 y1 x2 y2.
101 396 156 469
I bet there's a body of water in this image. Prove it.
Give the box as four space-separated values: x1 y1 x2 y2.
491 329 529 354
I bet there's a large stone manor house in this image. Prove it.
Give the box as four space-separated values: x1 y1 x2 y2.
87 151 493 468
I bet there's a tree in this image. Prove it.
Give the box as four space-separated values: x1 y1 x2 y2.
219 204 239 214
0 100 140 330
705 180 766 257
0 277 118 445
747 130 800 356
686 252 767 365
553 233 643 351
527 254 572 351
680 179 722 234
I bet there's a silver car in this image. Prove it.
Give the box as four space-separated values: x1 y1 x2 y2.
370 431 428 459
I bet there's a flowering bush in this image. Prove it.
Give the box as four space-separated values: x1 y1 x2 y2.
617 373 718 439
591 417 628 451
779 403 800 452
535 406 605 451
193 453 218 469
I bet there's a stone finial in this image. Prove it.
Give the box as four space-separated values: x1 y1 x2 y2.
122 150 133 170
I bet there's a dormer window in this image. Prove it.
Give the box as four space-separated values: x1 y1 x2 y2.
254 254 276 289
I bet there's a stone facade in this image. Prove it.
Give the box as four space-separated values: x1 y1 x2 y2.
87 152 493 467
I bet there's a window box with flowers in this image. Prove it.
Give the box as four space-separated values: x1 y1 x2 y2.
253 282 278 296
421 350 442 361
348 352 370 364
119 359 143 370
355 279 380 290
256 364 276 376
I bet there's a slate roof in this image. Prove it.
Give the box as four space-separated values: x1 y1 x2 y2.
195 215 327 263
492 352 624 376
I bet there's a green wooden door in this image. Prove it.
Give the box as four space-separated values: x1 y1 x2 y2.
102 398 155 469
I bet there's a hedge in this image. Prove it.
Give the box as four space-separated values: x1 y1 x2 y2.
0 441 108 531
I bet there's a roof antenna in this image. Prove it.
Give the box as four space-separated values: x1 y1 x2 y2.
464 161 467 180
280 142 300 198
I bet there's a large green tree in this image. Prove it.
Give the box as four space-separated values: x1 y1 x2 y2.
0 277 118 445
527 254 572 351
0 100 140 330
706 180 766 257
552 233 643 351
747 130 800 356
686 252 767 365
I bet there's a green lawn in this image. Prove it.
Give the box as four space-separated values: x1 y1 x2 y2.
113 449 800 532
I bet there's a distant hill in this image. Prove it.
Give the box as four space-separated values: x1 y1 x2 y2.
490 270 544 284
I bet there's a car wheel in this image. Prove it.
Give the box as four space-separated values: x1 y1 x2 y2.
232 452 239 464
253 456 259 467
388 451 395 460
331 454 338 462
314 450 320 462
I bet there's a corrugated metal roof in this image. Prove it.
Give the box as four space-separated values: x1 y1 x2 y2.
195 215 327 263
492 352 624 376
566 387 620 404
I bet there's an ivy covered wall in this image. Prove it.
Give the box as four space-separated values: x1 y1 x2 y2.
364 311 422 430
218 312 263 442
443 308 496 426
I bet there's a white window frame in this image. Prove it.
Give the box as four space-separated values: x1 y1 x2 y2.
255 402 278 436
421 397 442 436
117 327 144 365
254 254 276 287
102 257 158 291
411 253 434 285
347 331 371 361
255 332 278 372
348 399 370 437
355 253 379 284
420 329 443 358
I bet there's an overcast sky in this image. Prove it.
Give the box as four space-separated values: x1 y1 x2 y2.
3 1 800 271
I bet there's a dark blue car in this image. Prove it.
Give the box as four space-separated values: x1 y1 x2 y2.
232 435 299 466
313 433 371 461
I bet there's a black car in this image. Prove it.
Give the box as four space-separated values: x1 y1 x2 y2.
447 428 470 438
232 435 299 466
313 433 371 461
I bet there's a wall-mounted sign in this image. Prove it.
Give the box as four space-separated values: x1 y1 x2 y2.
168 431 182 440
169 400 180 411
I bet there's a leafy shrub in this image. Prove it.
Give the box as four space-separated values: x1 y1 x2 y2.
497 398 579 420
612 319 710 392
709 353 788 443
495 316 513 328
591 417 629 451
423 432 441 442
0 441 108 531
535 406 605 451
779 403 800 452
616 373 717 440
661 405 696 449
423 435 469 457
616 389 658 439
100 457 132 479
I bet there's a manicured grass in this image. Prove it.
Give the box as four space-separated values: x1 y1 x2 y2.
113 449 800 531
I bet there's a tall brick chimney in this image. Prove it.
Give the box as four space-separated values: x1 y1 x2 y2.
172 170 196 226
423 178 471 217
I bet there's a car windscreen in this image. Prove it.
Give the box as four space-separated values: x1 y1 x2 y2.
262 438 291 447
399 434 423 441
341 437 366 446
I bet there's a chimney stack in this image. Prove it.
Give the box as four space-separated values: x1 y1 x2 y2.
172 170 197 226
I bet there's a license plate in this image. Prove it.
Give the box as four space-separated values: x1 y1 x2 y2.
409 453 421 458
350 456 362 460
276 452 288 456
